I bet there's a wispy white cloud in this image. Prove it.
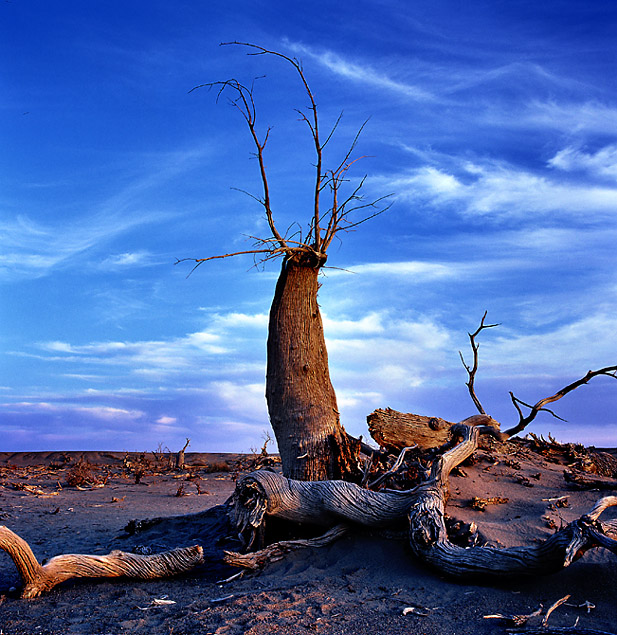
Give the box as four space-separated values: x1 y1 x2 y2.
0 212 163 280
286 41 436 102
0 145 209 281
3 401 144 422
442 61 588 96
548 145 617 181
99 251 156 269
482 313 617 377
29 312 269 381
325 261 461 284
378 162 617 219
522 101 617 136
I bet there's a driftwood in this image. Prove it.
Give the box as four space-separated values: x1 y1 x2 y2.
0 525 203 598
367 409 499 451
223 524 349 569
2 424 616 598
230 424 617 579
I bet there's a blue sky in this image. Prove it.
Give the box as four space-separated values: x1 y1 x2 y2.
2 1 617 452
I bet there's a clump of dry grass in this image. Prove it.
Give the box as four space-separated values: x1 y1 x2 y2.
65 458 107 488
202 461 231 473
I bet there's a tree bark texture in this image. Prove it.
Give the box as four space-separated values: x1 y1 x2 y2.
367 408 499 451
231 424 617 578
0 525 203 598
266 256 360 481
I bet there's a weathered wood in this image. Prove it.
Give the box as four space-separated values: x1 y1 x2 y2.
407 427 617 578
367 409 499 451
224 524 348 569
266 258 361 481
0 525 203 598
230 424 617 580
231 468 418 549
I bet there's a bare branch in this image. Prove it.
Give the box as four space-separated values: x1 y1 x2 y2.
459 311 500 415
182 42 391 275
503 365 617 438
190 76 287 250
175 248 287 277
222 41 324 252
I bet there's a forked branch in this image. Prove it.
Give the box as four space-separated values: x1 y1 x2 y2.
182 41 390 273
459 311 499 415
504 365 617 438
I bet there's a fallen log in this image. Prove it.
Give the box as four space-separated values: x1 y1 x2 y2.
0 525 203 598
231 424 617 579
367 408 499 451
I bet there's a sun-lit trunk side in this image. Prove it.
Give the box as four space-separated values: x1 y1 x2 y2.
266 255 361 481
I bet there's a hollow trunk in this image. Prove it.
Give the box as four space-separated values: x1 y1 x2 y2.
266 256 360 481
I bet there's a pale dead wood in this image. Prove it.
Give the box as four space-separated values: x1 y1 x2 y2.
543 595 571 627
0 525 203 598
367 409 498 451
230 424 617 580
368 445 417 489
223 524 348 570
407 425 617 578
231 469 420 550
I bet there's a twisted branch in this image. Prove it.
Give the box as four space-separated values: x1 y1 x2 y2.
0 525 203 598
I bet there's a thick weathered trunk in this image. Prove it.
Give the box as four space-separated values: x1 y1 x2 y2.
367 409 500 451
266 256 360 481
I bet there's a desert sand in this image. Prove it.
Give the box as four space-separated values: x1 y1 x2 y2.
0 444 616 634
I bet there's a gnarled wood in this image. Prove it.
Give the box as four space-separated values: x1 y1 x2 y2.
367 409 499 451
0 525 203 598
231 468 419 549
230 424 617 580
224 524 348 570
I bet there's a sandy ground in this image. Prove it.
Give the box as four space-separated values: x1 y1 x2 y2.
0 447 616 634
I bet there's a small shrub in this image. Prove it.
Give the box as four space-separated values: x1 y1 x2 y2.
203 461 231 474
66 459 100 487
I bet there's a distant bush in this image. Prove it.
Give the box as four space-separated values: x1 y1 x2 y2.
66 458 106 487
202 461 231 473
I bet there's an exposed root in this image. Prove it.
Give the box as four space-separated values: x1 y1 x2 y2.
224 524 348 570
231 424 617 580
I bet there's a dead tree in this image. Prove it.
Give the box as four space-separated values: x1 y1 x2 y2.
179 42 390 481
367 314 617 452
2 311 616 598
175 438 191 470
3 423 616 598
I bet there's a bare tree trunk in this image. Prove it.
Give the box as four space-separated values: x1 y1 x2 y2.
176 438 190 470
266 256 360 481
